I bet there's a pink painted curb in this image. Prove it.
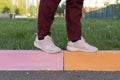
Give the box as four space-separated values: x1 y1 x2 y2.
0 50 63 70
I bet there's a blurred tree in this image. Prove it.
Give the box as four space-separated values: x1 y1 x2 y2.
28 5 37 17
2 6 10 13
36 0 40 16
113 0 120 19
14 0 27 15
104 1 110 7
0 0 40 16
0 0 12 13
15 7 20 14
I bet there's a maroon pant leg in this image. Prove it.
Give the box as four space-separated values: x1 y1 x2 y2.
66 0 84 41
38 0 61 38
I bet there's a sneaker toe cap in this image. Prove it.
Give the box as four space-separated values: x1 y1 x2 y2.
44 46 62 53
88 46 98 52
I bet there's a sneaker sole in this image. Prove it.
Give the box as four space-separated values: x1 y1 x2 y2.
67 46 98 53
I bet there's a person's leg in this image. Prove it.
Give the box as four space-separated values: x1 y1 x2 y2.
34 0 62 53
38 0 61 39
66 0 84 41
66 0 98 52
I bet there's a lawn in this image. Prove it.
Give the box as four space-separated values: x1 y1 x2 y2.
0 18 120 50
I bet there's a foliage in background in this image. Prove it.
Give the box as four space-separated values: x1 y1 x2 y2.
2 6 10 13
28 5 37 17
14 0 27 15
0 0 12 13
112 4 120 19
15 7 20 15
0 0 38 17
0 0 120 18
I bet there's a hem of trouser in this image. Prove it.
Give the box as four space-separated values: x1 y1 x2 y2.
37 32 51 39
68 35 81 41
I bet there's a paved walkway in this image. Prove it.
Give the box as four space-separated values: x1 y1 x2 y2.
0 71 120 80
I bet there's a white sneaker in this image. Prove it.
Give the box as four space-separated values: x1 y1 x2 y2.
67 36 98 52
34 35 62 53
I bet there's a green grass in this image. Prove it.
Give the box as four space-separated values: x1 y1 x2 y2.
0 18 120 50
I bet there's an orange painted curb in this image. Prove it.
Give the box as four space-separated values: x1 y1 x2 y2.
64 50 120 71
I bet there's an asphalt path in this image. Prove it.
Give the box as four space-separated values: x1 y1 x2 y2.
0 71 120 80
